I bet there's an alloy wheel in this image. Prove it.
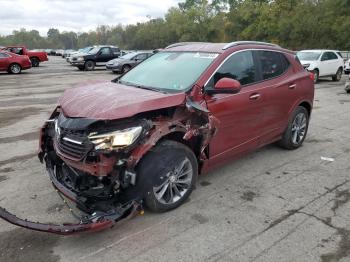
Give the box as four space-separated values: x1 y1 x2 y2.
291 112 307 145
153 157 193 205
11 64 21 74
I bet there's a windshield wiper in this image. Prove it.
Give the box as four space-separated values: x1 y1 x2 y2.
118 80 166 93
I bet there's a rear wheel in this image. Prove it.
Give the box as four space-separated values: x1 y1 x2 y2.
279 106 309 150
8 63 22 74
136 140 198 212
30 57 40 67
84 60 95 71
332 68 342 81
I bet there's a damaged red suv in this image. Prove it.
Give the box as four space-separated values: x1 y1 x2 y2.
0 42 314 234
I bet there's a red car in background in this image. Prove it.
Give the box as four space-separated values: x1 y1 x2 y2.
0 51 32 74
2 46 48 67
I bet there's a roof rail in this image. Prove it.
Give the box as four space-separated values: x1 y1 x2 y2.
165 42 210 49
222 41 280 50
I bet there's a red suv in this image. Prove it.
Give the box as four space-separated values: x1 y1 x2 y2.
0 42 314 234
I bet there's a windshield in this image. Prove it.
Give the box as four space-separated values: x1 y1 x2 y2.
297 51 321 61
88 47 100 54
119 52 218 92
120 52 137 59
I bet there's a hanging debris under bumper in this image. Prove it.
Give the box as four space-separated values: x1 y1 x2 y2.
0 200 140 235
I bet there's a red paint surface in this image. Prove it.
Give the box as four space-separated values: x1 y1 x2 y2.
59 81 186 120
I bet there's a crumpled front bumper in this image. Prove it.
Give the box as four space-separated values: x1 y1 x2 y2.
0 162 142 235
0 201 139 235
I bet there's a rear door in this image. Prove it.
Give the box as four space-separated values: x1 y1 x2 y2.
319 52 335 75
253 50 299 144
0 53 10 71
205 50 265 167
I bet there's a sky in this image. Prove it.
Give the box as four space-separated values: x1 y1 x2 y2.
0 0 183 36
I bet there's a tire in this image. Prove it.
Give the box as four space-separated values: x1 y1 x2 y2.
279 106 309 150
30 57 40 67
122 65 131 74
332 68 342 81
313 69 319 83
84 60 95 71
8 63 22 74
136 140 198 213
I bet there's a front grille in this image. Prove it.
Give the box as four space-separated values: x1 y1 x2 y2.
72 57 77 61
56 129 93 160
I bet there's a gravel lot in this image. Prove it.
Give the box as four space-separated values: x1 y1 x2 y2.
0 56 349 262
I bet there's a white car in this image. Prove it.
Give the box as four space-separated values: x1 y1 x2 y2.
344 58 350 75
297 50 344 83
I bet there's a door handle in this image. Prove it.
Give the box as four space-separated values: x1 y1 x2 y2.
288 84 297 89
249 93 261 100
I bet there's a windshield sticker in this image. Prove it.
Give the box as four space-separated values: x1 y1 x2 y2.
194 53 219 59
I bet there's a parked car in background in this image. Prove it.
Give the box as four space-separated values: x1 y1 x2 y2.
62 49 75 58
339 51 350 62
50 49 57 56
297 50 344 83
56 49 64 56
0 51 32 74
0 41 314 235
71 45 121 71
106 51 153 73
66 46 94 63
2 46 48 67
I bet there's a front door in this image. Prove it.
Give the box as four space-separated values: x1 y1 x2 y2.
205 50 266 168
96 47 112 65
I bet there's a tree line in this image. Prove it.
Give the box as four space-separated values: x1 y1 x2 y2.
0 0 349 51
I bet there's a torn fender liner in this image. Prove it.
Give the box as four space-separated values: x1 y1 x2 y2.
0 201 139 235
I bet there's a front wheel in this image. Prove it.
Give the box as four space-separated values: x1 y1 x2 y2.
332 68 342 81
137 140 198 212
84 60 95 71
279 106 309 150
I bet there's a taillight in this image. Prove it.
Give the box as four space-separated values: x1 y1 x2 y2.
309 72 315 82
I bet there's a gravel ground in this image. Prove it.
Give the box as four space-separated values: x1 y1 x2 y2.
0 56 349 262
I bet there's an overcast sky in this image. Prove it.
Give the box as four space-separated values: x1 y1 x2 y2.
0 0 183 36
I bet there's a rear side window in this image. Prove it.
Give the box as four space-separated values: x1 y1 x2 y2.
208 50 256 87
256 51 289 80
322 52 338 61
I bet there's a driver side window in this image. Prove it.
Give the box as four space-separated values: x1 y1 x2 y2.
100 48 110 55
207 50 256 88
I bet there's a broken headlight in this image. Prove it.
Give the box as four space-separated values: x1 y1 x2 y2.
88 126 142 150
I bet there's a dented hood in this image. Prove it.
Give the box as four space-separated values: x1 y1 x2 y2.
59 81 186 120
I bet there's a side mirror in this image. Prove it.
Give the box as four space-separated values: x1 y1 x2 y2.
206 78 242 95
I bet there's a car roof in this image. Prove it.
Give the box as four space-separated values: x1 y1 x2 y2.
299 49 339 53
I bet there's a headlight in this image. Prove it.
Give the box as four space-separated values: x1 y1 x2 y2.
88 126 142 150
113 61 119 65
76 57 84 61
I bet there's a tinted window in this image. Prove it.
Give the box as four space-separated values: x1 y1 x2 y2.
322 52 338 61
256 51 288 80
111 48 120 55
208 50 256 87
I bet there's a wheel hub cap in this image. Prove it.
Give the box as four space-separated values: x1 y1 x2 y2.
291 112 307 145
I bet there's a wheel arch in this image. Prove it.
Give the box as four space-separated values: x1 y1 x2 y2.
299 101 312 116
